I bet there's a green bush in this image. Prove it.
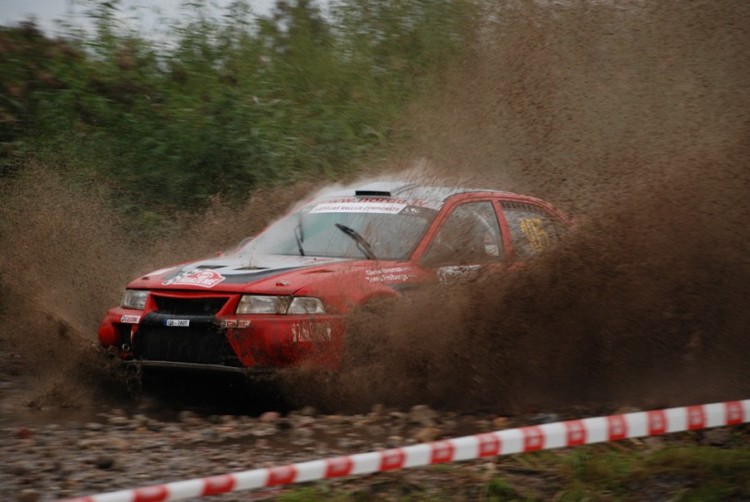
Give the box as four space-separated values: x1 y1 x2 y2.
0 0 478 218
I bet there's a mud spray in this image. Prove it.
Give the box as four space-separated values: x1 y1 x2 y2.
282 0 750 414
1 1 748 419
0 166 316 420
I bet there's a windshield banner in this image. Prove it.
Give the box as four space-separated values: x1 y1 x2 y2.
310 200 407 214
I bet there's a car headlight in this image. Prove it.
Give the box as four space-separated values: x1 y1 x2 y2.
287 297 326 314
236 295 325 315
121 290 149 310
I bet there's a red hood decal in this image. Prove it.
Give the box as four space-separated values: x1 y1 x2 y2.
163 269 226 288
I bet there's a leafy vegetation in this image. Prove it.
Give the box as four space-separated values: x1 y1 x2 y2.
0 0 478 220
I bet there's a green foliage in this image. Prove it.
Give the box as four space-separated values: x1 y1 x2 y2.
550 442 750 500
276 483 344 501
484 477 522 500
0 0 477 217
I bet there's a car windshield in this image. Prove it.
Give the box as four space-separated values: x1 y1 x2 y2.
240 199 438 260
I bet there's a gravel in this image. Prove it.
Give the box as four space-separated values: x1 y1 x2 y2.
0 401 506 502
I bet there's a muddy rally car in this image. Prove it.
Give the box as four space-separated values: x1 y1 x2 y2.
98 182 570 374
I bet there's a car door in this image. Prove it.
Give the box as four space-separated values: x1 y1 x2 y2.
419 200 505 282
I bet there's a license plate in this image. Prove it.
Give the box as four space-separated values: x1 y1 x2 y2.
165 319 190 327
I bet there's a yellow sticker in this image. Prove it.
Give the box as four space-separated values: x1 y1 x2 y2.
519 217 550 252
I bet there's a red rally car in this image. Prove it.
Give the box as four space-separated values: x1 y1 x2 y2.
98 182 571 374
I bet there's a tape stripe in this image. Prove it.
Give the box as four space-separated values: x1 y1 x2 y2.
200 475 235 496
430 440 456 464
522 425 545 451
58 399 750 502
325 457 354 478
565 419 587 446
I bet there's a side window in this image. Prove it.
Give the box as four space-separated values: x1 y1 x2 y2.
422 201 503 266
501 202 567 259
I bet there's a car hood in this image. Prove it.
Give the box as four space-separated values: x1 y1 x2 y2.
127 253 358 294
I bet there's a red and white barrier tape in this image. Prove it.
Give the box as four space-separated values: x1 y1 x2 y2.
60 399 749 502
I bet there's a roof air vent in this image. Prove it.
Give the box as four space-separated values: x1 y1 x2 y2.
354 182 416 197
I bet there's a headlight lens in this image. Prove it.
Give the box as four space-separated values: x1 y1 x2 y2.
121 290 149 310
237 295 287 314
237 295 325 315
287 297 326 314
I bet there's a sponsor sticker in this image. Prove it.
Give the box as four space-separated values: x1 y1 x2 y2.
310 200 407 214
163 269 225 288
120 314 141 324
519 217 551 252
437 265 482 282
165 319 190 327
291 323 332 343
365 266 415 283
220 319 251 329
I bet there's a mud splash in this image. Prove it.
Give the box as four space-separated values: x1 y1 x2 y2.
283 1 750 413
0 165 317 420
321 152 750 414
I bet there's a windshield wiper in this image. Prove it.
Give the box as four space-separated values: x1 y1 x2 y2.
294 216 305 256
335 223 377 260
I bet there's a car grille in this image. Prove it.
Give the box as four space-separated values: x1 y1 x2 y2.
134 295 239 366
152 295 229 315
134 323 241 366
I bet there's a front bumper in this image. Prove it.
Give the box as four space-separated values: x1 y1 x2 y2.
98 306 345 372
120 359 275 376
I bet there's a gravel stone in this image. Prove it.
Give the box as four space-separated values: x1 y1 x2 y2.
409 405 438 427
414 426 443 443
703 428 733 446
106 415 130 427
258 411 281 423
93 456 116 470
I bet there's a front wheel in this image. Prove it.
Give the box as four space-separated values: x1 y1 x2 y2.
341 297 397 371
